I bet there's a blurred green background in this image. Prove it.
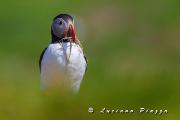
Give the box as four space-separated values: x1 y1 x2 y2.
0 0 180 120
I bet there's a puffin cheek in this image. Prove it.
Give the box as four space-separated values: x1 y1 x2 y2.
62 22 68 36
52 25 63 37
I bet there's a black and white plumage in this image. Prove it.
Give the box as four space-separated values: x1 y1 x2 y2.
39 14 87 94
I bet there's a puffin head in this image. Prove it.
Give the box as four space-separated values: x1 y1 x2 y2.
51 14 76 43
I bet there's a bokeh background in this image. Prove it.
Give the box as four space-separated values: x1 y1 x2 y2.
0 0 180 120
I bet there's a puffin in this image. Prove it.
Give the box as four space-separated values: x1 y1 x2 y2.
39 14 87 94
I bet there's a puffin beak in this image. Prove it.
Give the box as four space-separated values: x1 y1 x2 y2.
69 21 76 42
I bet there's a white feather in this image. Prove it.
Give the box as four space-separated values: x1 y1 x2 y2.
40 42 87 93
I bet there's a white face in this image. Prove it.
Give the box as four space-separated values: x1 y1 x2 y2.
51 18 68 38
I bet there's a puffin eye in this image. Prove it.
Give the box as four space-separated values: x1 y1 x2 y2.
59 20 63 25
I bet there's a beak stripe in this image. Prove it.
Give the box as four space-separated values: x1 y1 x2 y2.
69 22 76 42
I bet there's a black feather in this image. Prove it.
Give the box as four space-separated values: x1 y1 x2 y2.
39 48 47 72
84 55 88 73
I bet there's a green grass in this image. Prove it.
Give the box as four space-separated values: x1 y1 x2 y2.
0 0 180 120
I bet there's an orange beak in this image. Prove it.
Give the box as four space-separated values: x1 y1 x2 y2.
69 22 76 42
